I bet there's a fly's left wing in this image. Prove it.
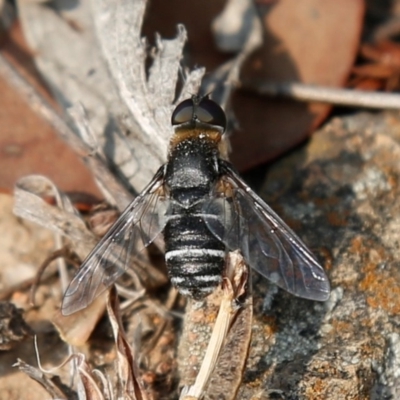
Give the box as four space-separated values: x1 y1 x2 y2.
61 167 168 315
203 161 330 301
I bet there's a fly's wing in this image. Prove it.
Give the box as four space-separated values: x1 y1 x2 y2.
61 167 168 315
203 162 330 301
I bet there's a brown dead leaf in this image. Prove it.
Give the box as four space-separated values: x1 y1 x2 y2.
0 22 101 197
143 0 364 171
232 0 365 169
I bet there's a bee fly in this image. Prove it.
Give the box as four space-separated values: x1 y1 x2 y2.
61 96 330 315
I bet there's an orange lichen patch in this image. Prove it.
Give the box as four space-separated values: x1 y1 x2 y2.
364 284 400 314
349 235 400 314
246 376 267 389
189 308 218 324
350 236 387 261
303 378 363 400
303 377 327 398
331 320 354 336
302 359 367 400
350 236 364 254
260 315 278 336
359 316 375 329
359 263 400 314
360 339 384 360
204 311 219 324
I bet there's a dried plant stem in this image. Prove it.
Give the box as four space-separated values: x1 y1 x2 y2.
248 81 400 110
182 251 249 400
30 247 80 306
13 359 71 399
182 295 235 400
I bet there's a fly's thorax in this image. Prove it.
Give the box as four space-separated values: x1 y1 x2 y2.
165 132 221 206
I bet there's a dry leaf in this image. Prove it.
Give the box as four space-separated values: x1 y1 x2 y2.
232 0 365 169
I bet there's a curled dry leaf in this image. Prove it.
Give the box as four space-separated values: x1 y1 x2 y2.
12 175 107 343
107 287 150 400
13 174 98 261
202 252 252 400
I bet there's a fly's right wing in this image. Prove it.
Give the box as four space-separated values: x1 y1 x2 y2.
61 167 168 315
203 161 330 301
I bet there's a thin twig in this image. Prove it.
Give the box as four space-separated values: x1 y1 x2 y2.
246 81 400 110
30 247 80 307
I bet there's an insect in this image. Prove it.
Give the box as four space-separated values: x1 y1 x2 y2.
61 96 330 315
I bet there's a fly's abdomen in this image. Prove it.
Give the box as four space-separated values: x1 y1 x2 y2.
164 214 225 299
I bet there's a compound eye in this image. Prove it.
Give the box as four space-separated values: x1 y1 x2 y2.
171 97 227 131
196 98 226 131
171 99 194 125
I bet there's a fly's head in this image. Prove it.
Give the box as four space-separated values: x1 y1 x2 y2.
170 96 227 149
